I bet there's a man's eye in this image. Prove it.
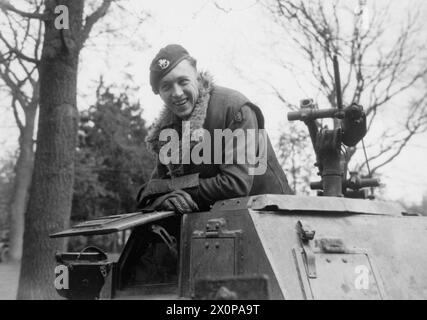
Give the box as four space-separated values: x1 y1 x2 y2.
161 84 170 91
179 79 189 85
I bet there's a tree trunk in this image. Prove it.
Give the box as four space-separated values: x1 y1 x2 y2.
8 106 36 261
17 0 83 299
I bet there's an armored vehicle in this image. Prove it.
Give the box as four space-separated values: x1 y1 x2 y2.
52 193 427 300
50 57 427 299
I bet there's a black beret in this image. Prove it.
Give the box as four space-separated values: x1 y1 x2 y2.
150 44 192 94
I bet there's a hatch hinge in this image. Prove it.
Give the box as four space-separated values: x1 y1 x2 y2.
296 220 317 278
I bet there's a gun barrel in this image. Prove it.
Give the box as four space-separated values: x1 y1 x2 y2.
287 108 344 122
311 178 380 191
350 178 380 189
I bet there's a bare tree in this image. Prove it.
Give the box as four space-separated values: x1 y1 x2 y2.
267 0 427 177
0 0 115 299
0 0 42 261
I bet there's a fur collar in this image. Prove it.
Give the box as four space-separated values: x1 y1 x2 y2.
146 71 214 177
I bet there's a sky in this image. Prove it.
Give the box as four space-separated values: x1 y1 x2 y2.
1 0 426 204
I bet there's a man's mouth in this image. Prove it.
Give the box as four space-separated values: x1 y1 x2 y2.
173 98 188 107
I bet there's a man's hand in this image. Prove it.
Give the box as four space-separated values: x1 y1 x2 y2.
148 190 199 214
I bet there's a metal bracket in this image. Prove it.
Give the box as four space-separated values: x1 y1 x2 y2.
205 218 226 238
318 237 348 253
99 264 110 278
296 220 317 278
151 224 178 258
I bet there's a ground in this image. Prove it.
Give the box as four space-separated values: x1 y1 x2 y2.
0 261 20 300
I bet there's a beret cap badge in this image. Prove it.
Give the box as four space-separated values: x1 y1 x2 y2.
158 59 170 70
150 44 193 94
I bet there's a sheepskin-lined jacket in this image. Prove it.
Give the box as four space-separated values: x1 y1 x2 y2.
139 72 293 210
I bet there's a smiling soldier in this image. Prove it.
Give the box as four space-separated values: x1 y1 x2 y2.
137 44 293 213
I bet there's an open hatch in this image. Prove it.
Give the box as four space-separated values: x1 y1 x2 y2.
50 211 176 238
50 210 181 299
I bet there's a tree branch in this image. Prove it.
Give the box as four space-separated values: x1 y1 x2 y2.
214 1 232 13
0 0 50 20
0 32 39 64
0 61 31 110
270 84 299 110
11 95 24 132
78 0 113 49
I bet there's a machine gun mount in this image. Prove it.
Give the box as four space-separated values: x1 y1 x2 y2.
287 56 379 198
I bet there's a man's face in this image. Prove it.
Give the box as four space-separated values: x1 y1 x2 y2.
158 59 199 119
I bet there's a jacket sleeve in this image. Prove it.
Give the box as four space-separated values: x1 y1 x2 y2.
186 105 259 209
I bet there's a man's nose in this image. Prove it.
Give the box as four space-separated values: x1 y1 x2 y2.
172 84 184 98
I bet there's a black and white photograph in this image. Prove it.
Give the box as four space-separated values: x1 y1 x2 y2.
0 0 426 305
